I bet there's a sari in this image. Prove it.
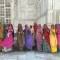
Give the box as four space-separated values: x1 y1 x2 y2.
36 24 43 51
2 24 14 52
0 23 3 39
50 25 57 53
0 23 3 51
33 23 38 50
55 24 60 51
17 24 24 50
43 24 50 53
24 25 33 50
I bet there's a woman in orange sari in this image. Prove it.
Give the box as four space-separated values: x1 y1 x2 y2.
0 22 3 51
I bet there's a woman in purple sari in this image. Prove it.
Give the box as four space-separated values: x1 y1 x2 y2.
36 24 43 51
24 25 33 50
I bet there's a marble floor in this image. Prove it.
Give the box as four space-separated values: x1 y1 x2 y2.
0 51 60 60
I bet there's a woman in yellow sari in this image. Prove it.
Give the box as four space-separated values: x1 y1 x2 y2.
50 24 57 53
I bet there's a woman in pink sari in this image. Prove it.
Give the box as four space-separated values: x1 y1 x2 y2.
2 24 14 52
55 24 60 51
36 24 43 51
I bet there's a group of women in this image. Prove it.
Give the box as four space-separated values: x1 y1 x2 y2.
0 22 60 53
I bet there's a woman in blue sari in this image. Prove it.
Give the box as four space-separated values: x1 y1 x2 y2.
24 25 33 50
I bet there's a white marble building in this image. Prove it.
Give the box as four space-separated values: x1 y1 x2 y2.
14 0 41 32
0 0 60 31
0 0 14 24
37 0 60 25
11 0 60 27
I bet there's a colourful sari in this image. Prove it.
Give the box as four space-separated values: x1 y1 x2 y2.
17 24 24 50
50 25 57 53
33 23 38 33
33 23 38 50
30 25 35 50
36 24 43 51
0 23 3 51
24 25 33 50
55 24 60 51
2 24 14 52
3 24 8 39
43 24 50 53
0 23 3 39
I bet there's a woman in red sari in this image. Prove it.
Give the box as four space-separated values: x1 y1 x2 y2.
33 23 38 33
43 24 50 52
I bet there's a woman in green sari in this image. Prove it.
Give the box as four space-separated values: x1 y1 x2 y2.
42 24 50 53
